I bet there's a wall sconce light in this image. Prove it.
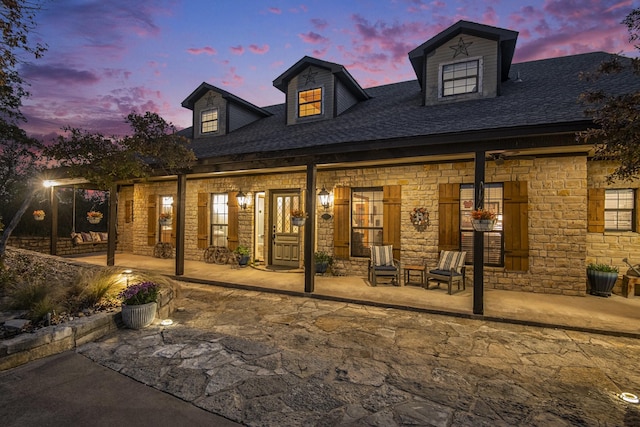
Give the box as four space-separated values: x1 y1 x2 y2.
318 187 330 210
236 190 248 210
318 187 332 220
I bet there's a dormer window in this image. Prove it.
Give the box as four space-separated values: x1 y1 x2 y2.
298 88 322 117
201 108 219 133
441 58 481 97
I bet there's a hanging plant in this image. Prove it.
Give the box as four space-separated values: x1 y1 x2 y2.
33 210 45 221
409 207 430 231
87 211 103 224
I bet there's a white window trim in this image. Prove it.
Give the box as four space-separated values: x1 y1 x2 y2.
438 56 483 99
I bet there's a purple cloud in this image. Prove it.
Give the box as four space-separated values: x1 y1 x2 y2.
311 18 329 30
268 7 282 14
299 31 329 44
21 64 100 85
249 44 270 54
186 46 217 56
230 45 245 55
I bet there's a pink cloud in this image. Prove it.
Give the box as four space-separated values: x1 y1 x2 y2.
186 46 217 55
311 18 328 30
299 31 329 44
230 45 245 55
249 44 270 54
268 7 281 14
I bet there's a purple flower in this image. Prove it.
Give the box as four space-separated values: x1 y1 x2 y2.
118 281 159 305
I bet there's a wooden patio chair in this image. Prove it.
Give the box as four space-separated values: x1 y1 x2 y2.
368 245 400 286
425 250 467 294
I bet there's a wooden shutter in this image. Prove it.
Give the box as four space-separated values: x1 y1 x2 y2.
383 185 402 260
438 183 460 251
504 181 529 271
227 191 239 251
333 187 350 259
197 193 209 249
147 194 156 246
587 188 605 233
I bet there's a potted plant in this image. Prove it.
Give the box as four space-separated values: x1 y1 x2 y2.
159 212 172 226
470 208 497 231
586 263 619 297
87 210 103 224
314 251 333 274
234 245 251 266
33 210 45 221
118 281 160 329
291 209 307 227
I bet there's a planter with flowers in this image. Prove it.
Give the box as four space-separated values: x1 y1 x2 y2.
470 209 497 231
159 212 172 226
87 210 103 224
586 263 619 297
118 281 159 329
291 209 307 227
33 210 45 221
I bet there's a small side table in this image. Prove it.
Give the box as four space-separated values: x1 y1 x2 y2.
404 265 426 286
622 275 640 298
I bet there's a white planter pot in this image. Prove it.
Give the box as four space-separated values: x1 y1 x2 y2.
292 217 305 227
87 217 101 224
121 302 157 329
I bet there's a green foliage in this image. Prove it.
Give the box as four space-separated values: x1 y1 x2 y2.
65 268 121 313
314 251 333 265
6 280 60 322
44 112 196 189
587 263 619 273
234 245 250 256
577 8 640 182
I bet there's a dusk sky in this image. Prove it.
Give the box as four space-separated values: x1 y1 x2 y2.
20 0 638 139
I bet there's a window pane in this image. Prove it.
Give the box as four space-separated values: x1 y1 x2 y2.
442 60 479 96
211 193 228 247
201 108 218 133
460 184 503 266
298 88 322 117
604 189 635 231
352 188 383 258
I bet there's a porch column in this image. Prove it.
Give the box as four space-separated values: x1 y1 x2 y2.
304 163 317 293
175 173 186 276
473 151 485 315
49 186 58 256
107 183 117 266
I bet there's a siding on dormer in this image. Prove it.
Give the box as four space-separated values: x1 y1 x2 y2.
424 35 498 106
335 79 359 115
229 103 263 132
286 66 335 125
194 90 227 139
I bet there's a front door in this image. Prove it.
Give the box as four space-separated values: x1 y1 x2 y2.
270 191 301 268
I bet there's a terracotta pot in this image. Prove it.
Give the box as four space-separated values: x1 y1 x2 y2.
121 302 157 329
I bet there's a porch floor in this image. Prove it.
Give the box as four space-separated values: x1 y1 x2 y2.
66 252 640 337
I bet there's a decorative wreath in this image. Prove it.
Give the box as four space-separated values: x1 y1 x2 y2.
409 207 430 230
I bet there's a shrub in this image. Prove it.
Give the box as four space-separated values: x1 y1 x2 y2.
118 281 159 305
587 263 619 273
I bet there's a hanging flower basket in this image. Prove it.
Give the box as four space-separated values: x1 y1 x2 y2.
472 219 496 231
159 213 172 226
291 209 307 227
292 217 305 227
33 210 45 221
470 209 497 231
87 211 103 224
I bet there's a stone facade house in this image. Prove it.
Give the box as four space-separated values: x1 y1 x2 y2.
56 20 640 314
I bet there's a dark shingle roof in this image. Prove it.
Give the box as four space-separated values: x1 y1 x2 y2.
187 52 639 161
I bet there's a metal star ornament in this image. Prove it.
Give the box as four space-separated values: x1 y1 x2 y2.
205 93 217 107
303 68 318 85
450 37 473 58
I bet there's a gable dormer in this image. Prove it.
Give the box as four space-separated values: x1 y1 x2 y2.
181 83 271 139
273 56 369 125
408 20 518 106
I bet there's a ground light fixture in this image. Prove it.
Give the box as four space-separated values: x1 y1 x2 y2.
123 269 133 286
160 319 174 326
620 392 640 404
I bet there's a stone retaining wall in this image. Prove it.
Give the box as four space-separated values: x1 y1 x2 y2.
0 248 178 371
8 236 111 256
